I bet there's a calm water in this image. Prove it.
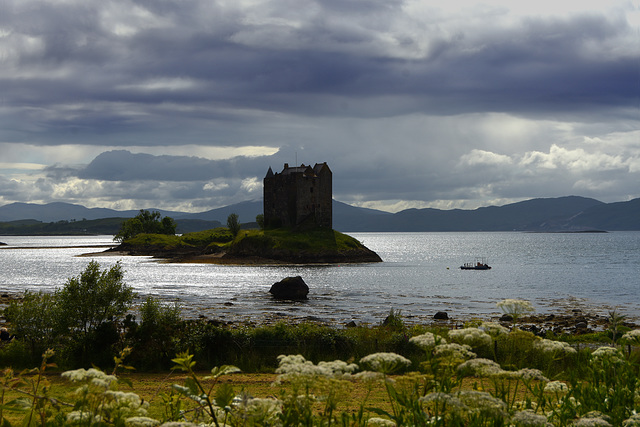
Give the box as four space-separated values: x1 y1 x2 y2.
0 232 638 325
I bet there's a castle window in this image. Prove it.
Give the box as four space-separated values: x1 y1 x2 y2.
310 187 313 193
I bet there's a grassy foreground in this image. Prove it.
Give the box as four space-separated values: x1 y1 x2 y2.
2 306 639 426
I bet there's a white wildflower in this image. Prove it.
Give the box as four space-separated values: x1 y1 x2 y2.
623 413 640 426
420 392 466 409
104 390 144 407
544 381 569 393
433 343 476 360
457 358 504 377
359 352 411 374
571 417 612 426
592 346 623 362
366 417 396 426
317 360 359 377
62 368 117 387
159 423 198 427
480 322 509 337
533 339 577 354
354 371 384 382
232 395 282 424
499 368 548 381
66 411 102 424
511 409 553 426
456 390 507 417
409 332 445 349
276 354 357 380
497 299 535 320
448 328 492 348
622 329 640 345
125 417 160 427
571 411 612 426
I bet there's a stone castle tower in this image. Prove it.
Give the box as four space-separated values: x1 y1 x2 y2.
263 162 332 229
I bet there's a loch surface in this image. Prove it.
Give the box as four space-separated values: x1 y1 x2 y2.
0 232 638 325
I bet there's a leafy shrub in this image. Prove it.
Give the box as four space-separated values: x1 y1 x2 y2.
126 296 184 371
3 291 58 362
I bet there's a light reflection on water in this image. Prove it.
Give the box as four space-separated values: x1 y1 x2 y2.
0 232 639 325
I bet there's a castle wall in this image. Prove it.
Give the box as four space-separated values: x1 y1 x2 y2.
263 163 332 229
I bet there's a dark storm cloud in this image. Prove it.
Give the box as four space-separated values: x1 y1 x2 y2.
1 0 638 211
1 0 634 135
76 150 273 181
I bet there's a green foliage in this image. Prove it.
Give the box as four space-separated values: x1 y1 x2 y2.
3 261 136 368
238 227 366 253
1 318 640 426
226 213 241 237
256 213 265 230
607 309 629 344
3 292 58 361
180 227 233 246
56 261 135 336
122 232 183 247
114 209 177 242
381 308 405 331
54 261 136 367
127 296 184 371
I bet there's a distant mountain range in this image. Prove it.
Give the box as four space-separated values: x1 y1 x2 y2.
0 196 638 234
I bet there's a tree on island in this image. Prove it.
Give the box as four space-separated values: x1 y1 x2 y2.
227 213 241 237
114 209 177 242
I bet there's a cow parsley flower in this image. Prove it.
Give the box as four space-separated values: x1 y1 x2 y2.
571 416 612 426
231 395 282 425
534 339 577 354
456 390 508 418
500 368 548 381
591 346 623 363
317 360 359 377
353 371 385 382
409 332 445 349
125 416 160 427
497 299 535 323
66 411 102 424
276 354 357 380
158 423 198 427
511 409 553 426
622 413 640 426
448 328 492 348
457 358 504 377
104 390 144 408
359 352 412 374
622 329 640 345
479 322 509 337
62 368 117 386
420 392 466 409
366 417 396 426
544 381 569 393
433 343 476 361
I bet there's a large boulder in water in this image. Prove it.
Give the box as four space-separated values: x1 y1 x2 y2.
269 276 309 300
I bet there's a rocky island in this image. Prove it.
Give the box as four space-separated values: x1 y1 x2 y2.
109 227 382 264
108 162 382 264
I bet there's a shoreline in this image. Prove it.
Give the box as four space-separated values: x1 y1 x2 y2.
0 290 635 336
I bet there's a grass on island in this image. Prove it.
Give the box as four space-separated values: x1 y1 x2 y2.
123 227 367 254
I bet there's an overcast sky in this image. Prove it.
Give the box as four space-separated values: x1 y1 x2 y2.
1 0 638 213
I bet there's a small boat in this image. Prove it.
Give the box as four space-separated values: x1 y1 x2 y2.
460 258 491 270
